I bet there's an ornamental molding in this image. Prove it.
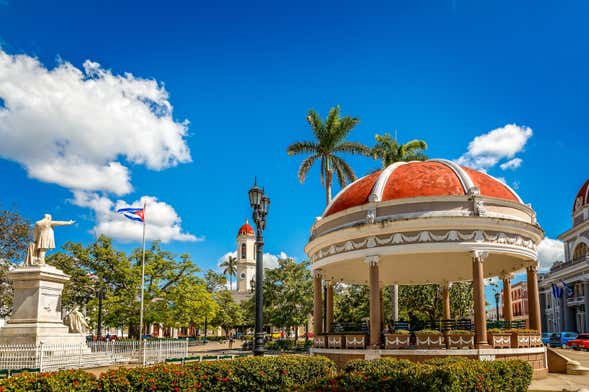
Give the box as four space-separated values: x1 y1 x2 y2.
473 250 489 263
311 229 537 262
364 255 380 266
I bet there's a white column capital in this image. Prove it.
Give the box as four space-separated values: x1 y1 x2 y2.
312 269 323 279
364 255 380 267
500 271 514 281
526 263 538 273
472 250 489 263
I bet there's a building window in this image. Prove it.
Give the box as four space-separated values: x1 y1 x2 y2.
241 243 246 259
573 243 588 260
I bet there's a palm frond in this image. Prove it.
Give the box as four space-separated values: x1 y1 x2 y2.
333 116 360 142
400 139 427 155
287 141 319 156
331 155 357 187
325 106 341 135
333 141 372 156
297 155 318 184
306 109 324 141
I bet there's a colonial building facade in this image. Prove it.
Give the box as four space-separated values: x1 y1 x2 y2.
539 179 589 333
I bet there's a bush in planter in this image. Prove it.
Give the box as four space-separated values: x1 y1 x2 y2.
414 329 442 335
392 329 410 334
0 369 97 392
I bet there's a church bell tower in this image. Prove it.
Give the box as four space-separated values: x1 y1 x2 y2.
236 219 256 293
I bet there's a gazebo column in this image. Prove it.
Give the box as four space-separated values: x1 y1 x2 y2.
442 282 451 321
312 270 323 337
502 273 513 323
326 281 334 333
366 255 381 348
391 284 399 324
472 251 489 347
526 264 542 332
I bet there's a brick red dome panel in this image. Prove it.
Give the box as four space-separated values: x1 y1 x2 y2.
323 160 522 218
324 170 383 217
381 162 464 201
573 179 589 213
237 221 254 236
461 167 519 202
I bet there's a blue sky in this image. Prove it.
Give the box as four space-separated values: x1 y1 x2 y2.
0 0 587 287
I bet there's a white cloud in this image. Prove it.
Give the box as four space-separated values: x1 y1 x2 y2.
0 50 191 195
457 124 532 171
72 192 199 243
499 158 523 171
537 237 565 271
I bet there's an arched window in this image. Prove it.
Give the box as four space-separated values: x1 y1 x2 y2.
573 243 588 260
241 243 246 259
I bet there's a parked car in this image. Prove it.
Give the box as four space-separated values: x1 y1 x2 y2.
549 332 578 348
567 334 589 351
541 332 552 345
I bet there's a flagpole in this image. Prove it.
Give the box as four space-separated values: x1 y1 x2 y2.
139 202 147 361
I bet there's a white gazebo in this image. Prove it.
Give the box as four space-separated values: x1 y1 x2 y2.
305 160 546 376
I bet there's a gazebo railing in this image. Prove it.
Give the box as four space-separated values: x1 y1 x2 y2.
486 319 526 330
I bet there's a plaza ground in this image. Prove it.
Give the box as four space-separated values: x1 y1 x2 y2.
529 349 589 392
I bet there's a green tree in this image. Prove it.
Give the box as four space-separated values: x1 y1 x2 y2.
203 270 227 340
399 284 441 324
334 284 369 324
220 255 238 290
0 207 31 317
210 290 244 336
49 235 138 334
263 258 313 339
371 133 428 167
287 106 371 205
169 277 218 334
450 282 473 319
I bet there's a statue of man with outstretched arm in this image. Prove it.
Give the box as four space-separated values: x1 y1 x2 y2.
25 214 75 265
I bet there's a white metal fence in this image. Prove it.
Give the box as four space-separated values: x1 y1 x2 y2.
0 339 189 372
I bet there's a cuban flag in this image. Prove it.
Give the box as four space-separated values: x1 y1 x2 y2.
560 280 574 298
551 283 562 299
117 208 144 222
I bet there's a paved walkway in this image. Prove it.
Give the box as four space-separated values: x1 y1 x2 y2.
529 349 589 392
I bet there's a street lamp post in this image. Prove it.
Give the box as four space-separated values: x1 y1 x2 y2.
494 292 500 322
248 180 270 356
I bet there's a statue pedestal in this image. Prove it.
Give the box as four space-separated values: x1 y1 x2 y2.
0 264 86 345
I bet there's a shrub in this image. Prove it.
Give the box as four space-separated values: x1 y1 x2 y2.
301 357 532 392
391 329 410 334
487 328 504 334
99 355 337 392
415 329 441 335
344 358 416 374
0 369 96 392
447 329 472 335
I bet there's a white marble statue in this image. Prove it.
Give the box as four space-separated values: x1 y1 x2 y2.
25 214 74 265
64 306 89 334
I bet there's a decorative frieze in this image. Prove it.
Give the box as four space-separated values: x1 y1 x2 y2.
312 229 537 262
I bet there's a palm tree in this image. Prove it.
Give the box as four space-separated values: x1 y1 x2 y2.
220 256 238 290
371 133 428 168
287 106 371 205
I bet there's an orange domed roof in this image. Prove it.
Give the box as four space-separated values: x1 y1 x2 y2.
573 179 589 214
323 159 522 217
237 219 254 236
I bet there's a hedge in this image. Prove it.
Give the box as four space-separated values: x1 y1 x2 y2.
301 357 532 392
0 355 336 392
0 356 533 392
0 369 96 392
